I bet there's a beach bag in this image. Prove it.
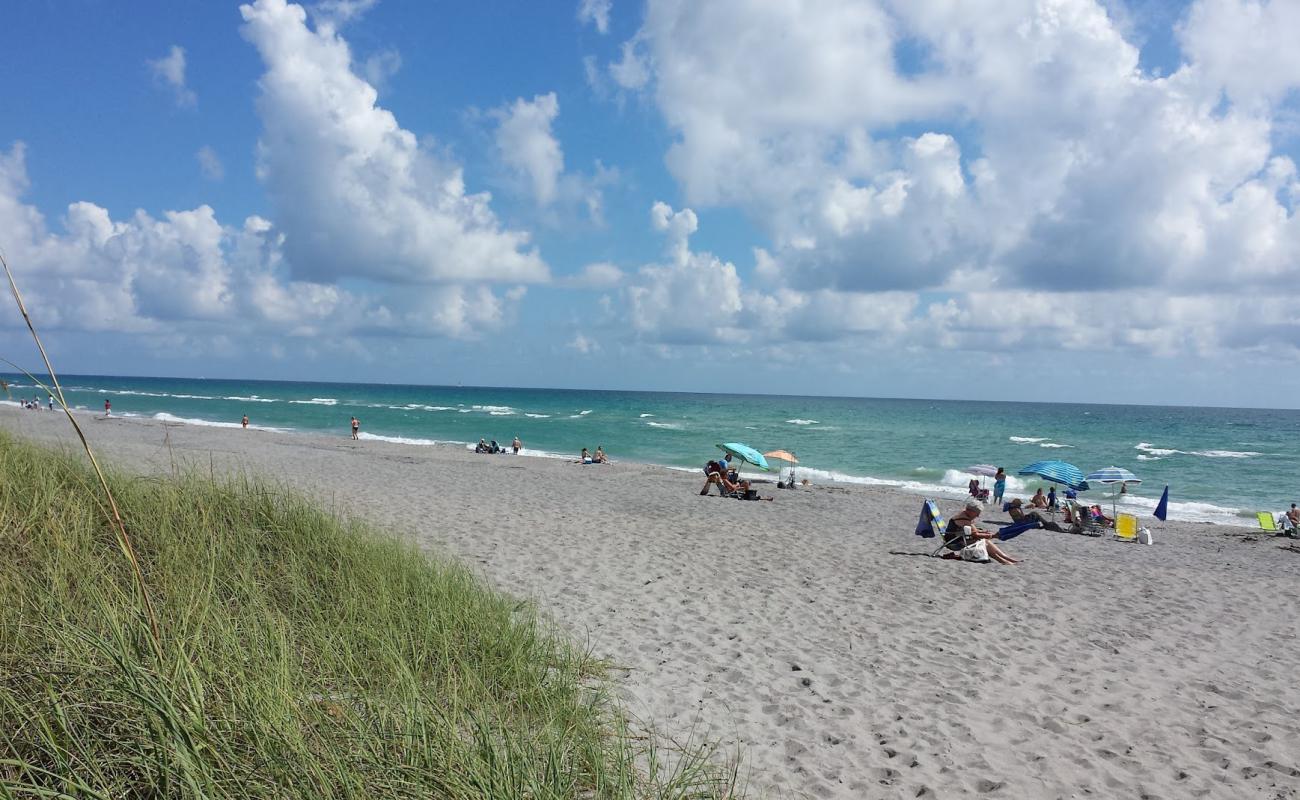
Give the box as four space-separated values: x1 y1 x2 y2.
960 539 990 562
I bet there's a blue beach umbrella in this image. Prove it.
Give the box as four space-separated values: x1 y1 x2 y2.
1086 466 1142 519
1017 460 1086 490
717 442 769 471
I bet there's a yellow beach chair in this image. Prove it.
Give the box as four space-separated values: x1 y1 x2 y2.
1257 512 1280 534
1114 513 1138 542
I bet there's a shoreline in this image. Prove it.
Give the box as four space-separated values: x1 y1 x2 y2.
0 400 1253 528
3 405 1297 798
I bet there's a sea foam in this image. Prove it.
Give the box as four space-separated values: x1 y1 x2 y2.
358 432 442 446
153 412 287 432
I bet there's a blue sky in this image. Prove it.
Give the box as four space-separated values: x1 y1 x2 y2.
1 0 1298 407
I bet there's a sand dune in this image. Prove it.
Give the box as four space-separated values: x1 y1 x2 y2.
4 407 1297 798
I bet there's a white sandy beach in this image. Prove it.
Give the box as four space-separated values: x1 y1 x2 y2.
3 406 1297 799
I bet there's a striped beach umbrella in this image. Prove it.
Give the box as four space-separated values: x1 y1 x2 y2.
1084 466 1141 485
1017 460 1085 490
1086 466 1142 519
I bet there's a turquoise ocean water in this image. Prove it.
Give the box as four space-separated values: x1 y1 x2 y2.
4 373 1295 527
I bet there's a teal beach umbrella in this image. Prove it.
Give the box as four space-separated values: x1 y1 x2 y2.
717 442 769 471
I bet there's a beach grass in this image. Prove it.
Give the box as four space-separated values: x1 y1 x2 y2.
0 432 733 798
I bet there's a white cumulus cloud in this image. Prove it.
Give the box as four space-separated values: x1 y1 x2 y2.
598 0 1300 362
493 93 565 207
196 146 224 181
239 0 548 286
147 45 197 108
577 0 612 34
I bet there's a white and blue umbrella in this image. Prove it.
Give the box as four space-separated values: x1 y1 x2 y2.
1017 460 1085 490
1086 466 1141 518
1085 466 1141 485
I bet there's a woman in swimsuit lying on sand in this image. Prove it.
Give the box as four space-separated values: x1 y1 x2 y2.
944 501 1021 564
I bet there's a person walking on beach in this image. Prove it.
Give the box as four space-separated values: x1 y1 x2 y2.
993 467 1006 504
350 416 360 440
104 399 111 416
47 394 53 411
241 414 249 429
512 436 522 454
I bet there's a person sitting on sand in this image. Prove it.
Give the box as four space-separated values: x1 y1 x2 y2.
1008 498 1066 532
1287 504 1299 528
593 445 607 463
943 501 1021 565
577 447 593 464
476 438 489 454
1031 488 1048 508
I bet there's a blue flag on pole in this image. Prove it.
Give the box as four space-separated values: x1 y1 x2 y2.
1153 485 1169 521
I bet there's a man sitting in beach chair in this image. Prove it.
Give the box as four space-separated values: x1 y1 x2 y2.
967 479 990 503
700 459 741 496
943 501 1021 564
916 500 1020 564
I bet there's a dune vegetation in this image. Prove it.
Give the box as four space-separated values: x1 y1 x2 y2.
0 432 732 798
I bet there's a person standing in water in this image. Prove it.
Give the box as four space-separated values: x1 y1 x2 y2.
512 436 522 454
350 416 360 440
104 399 111 416
241 414 249 429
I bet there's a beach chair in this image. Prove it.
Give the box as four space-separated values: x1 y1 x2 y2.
1069 500 1105 536
914 499 968 556
1114 513 1138 542
1256 512 1297 536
